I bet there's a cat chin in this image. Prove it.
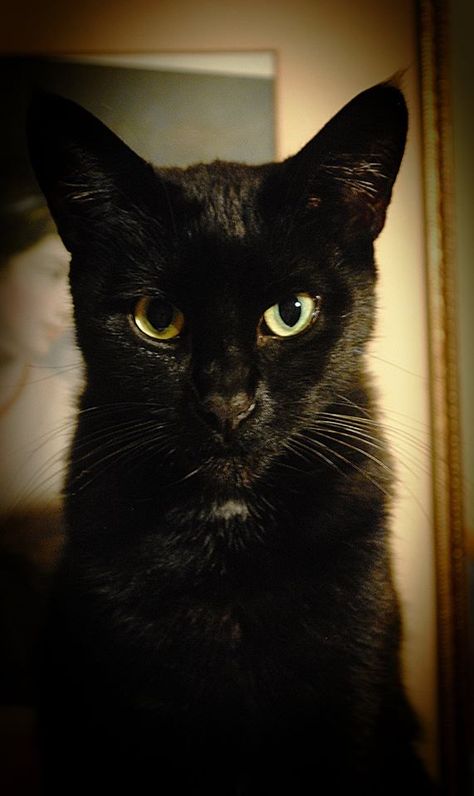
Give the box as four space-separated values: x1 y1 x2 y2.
202 453 264 490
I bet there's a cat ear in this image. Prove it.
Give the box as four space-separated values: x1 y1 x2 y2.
27 91 158 251
276 81 408 240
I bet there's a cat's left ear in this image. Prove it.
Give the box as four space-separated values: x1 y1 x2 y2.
274 81 408 240
27 91 160 252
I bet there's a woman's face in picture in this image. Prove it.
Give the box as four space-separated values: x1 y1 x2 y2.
0 233 71 361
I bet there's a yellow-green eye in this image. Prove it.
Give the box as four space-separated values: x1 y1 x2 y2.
133 296 184 340
262 293 320 338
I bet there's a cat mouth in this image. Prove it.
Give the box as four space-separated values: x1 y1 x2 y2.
203 454 259 488
197 422 278 488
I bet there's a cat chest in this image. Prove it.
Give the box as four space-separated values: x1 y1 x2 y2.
103 592 355 717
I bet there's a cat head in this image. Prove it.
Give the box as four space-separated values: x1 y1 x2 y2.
27 82 407 495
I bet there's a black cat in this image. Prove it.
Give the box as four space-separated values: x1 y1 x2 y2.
28 82 434 794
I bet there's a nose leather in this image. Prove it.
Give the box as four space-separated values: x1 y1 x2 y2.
191 342 258 434
201 391 256 433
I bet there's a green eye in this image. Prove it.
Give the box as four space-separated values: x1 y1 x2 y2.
262 293 320 338
133 296 184 340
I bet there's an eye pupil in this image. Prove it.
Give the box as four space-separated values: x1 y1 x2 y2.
261 292 320 339
147 299 174 331
278 297 302 328
133 296 184 341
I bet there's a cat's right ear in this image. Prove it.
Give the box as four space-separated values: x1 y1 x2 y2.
264 82 408 242
27 91 156 251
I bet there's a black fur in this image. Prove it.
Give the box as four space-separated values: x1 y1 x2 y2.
28 83 434 794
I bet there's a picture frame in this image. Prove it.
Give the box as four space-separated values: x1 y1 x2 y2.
417 1 470 791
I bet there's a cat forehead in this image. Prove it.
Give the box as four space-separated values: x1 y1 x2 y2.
157 161 269 239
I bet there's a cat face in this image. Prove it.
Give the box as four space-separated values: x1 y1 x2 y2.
27 83 407 493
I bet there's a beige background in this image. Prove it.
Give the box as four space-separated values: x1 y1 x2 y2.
1 0 437 778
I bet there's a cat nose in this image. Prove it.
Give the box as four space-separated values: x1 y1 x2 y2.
200 391 256 433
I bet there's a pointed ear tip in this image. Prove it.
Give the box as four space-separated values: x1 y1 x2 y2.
377 76 407 105
367 80 406 103
26 91 79 175
360 80 408 130
27 90 86 127
385 70 406 88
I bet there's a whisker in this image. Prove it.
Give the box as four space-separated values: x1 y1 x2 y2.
366 352 429 380
283 435 343 475
313 411 431 453
9 446 70 513
296 422 431 519
71 430 175 493
72 418 164 457
292 430 391 498
334 392 430 431
309 429 395 477
72 423 169 473
327 428 430 480
308 415 432 463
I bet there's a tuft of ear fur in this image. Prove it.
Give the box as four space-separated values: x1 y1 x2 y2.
270 81 408 240
27 91 157 252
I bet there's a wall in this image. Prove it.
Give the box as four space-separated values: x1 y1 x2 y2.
1 0 437 776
